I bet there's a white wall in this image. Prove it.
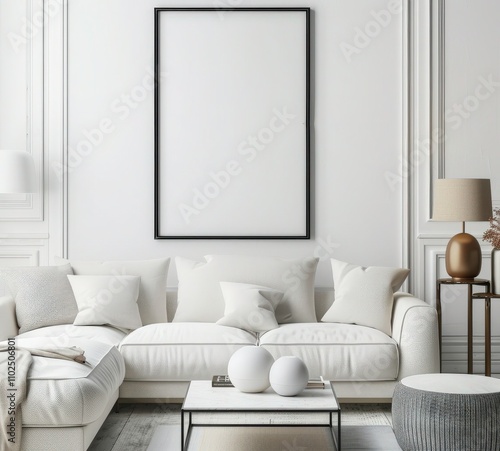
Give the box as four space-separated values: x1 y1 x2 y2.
444 0 500 189
65 0 405 287
0 0 46 270
0 0 26 151
410 0 500 373
443 0 500 373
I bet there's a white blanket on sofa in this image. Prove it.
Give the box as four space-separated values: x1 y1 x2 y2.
0 341 86 451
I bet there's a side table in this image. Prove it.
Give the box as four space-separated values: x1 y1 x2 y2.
471 291 500 376
393 374 500 450
436 278 490 373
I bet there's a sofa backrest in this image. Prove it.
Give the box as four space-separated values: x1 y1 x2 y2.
165 287 335 323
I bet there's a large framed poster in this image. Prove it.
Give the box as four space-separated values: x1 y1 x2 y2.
154 7 310 239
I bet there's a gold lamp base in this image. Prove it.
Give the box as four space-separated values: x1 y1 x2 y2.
446 232 482 281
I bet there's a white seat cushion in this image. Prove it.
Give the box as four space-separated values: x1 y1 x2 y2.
17 324 128 347
119 323 257 381
259 323 399 381
15 337 125 427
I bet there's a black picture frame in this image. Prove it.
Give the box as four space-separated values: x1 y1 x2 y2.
154 7 310 239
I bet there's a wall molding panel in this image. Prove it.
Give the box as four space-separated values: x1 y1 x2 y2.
442 336 500 374
401 0 413 289
0 194 35 211
0 234 48 268
45 0 68 260
0 0 44 222
0 249 40 267
408 0 500 373
0 0 59 266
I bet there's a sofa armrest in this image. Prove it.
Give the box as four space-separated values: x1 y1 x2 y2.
391 292 440 380
0 296 18 341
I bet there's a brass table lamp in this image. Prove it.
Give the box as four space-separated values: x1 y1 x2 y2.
432 178 492 280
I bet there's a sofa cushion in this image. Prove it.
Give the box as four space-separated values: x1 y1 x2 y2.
259 323 399 381
17 324 128 347
216 282 282 333
13 336 125 427
57 257 170 325
322 259 409 336
119 323 257 381
0 264 78 334
68 275 142 331
174 255 318 323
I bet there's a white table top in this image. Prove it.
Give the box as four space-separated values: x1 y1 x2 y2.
182 380 339 412
402 373 500 394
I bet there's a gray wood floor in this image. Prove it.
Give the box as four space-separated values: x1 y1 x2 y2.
88 403 398 451
89 404 180 451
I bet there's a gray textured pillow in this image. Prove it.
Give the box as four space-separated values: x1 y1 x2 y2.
1 264 79 334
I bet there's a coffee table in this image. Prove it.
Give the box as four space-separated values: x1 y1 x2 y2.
181 380 341 451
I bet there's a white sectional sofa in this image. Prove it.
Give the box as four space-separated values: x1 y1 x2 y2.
0 256 440 451
120 289 439 402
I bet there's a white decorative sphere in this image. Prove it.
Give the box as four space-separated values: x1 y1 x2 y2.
270 356 309 397
228 346 275 393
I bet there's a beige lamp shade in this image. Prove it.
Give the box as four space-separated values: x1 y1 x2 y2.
432 178 492 222
432 178 492 280
0 149 37 193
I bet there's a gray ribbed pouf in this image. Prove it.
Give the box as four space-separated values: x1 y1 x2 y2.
392 374 500 451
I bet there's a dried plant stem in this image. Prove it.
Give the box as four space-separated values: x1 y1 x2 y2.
483 208 500 249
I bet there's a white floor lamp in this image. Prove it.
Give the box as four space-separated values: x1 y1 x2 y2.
0 149 37 193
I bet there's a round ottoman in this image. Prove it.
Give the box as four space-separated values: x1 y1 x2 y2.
392 374 500 451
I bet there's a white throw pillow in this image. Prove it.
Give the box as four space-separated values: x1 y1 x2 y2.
216 282 283 333
0 264 78 334
321 259 410 335
67 275 142 331
174 255 318 323
56 257 169 325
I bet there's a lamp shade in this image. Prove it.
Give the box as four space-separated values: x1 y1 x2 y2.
432 178 492 222
0 150 37 193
